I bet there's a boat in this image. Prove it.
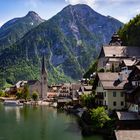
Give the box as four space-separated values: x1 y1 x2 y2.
3 100 23 106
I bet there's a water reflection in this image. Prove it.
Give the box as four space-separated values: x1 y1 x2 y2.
0 104 104 140
4 106 23 122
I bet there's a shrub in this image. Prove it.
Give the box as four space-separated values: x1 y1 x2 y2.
90 107 110 128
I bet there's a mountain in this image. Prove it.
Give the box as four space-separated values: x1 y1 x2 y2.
0 4 123 87
0 11 45 50
118 14 140 46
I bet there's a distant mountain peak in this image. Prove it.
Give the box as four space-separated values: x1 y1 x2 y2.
64 4 96 11
60 4 102 19
25 11 45 23
26 11 39 17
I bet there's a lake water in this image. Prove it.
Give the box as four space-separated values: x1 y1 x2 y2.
0 103 104 140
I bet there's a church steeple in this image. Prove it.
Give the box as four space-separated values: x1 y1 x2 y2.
41 54 47 74
41 54 48 99
109 32 122 46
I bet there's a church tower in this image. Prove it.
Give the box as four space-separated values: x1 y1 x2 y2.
41 54 48 99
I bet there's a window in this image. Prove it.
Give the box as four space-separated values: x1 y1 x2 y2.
104 92 106 97
104 100 106 105
113 91 116 97
99 101 103 105
121 92 124 97
113 101 116 106
121 101 124 106
98 82 101 87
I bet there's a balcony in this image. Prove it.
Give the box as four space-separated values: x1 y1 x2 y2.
95 94 104 99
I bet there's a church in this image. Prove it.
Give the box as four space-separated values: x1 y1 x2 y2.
27 55 48 100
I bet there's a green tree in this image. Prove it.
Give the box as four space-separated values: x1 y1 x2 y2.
80 94 95 108
90 107 110 128
23 85 30 101
0 90 7 97
83 60 98 78
16 92 23 99
118 14 140 46
32 92 38 101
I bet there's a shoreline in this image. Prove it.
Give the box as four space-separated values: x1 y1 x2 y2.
63 107 115 140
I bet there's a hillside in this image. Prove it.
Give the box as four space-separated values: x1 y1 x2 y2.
0 11 45 51
0 4 123 87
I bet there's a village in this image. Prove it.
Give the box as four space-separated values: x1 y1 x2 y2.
1 33 140 140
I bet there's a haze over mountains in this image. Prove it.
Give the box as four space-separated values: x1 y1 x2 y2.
0 4 123 87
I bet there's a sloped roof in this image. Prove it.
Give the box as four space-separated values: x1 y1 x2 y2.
108 58 120 62
136 65 140 70
123 59 136 66
116 111 140 120
27 80 40 85
98 72 128 90
103 46 140 58
115 130 140 140
16 81 27 88
84 86 93 91
71 83 81 90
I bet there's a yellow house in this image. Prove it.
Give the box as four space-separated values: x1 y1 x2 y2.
95 72 128 110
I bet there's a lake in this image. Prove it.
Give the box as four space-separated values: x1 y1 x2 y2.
0 103 104 140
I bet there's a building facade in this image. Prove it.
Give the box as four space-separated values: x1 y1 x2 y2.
95 72 127 110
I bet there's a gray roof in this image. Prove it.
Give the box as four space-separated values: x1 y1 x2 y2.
71 83 81 90
27 80 40 85
102 46 140 58
57 98 72 103
115 130 140 140
98 72 128 90
116 111 140 120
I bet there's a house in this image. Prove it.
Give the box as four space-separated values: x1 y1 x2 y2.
11 55 48 100
94 72 127 110
27 80 41 97
114 111 140 140
116 111 140 130
98 34 140 71
5 85 17 95
124 65 140 113
115 130 140 140
120 58 137 74
98 46 140 71
78 85 93 96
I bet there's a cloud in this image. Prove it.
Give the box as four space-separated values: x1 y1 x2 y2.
65 0 95 6
65 0 140 23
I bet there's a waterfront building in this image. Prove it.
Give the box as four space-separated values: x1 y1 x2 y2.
12 55 48 100
94 72 127 110
27 80 41 98
124 65 140 113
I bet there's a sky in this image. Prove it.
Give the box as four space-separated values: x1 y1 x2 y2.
0 0 140 27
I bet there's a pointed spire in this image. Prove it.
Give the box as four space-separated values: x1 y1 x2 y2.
41 54 47 74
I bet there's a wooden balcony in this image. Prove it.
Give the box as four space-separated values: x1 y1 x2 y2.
95 94 104 99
